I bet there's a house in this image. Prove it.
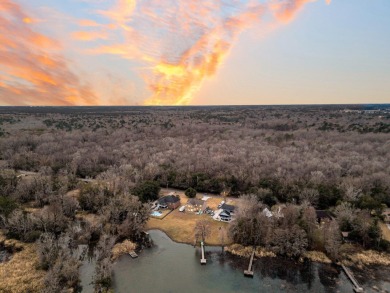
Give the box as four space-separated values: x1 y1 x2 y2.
186 198 206 213
158 195 181 210
315 210 333 225
382 208 390 223
220 203 235 214
219 210 232 222
262 208 273 218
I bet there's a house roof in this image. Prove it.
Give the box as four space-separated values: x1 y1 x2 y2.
158 195 180 204
220 210 231 217
341 231 350 238
262 208 273 218
221 203 235 212
187 198 205 206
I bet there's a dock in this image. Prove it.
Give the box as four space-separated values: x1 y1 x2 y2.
244 250 255 277
341 264 363 292
200 241 206 264
129 251 138 258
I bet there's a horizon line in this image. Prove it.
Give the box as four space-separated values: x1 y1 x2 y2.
0 103 389 108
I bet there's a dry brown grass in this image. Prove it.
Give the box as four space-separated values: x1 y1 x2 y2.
225 244 276 258
343 250 390 267
112 240 137 261
379 222 390 242
75 211 102 226
146 209 231 246
303 251 332 264
0 240 45 293
340 243 390 267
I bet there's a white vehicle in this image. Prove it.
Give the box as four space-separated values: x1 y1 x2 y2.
179 206 186 212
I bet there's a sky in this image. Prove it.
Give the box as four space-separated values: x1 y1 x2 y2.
0 0 389 106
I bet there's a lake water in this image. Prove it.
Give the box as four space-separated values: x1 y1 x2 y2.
80 230 390 293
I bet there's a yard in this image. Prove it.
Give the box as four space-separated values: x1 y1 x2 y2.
147 188 234 245
146 209 231 246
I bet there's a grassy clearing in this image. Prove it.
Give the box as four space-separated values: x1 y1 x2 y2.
0 239 45 293
379 222 390 242
146 209 231 246
149 190 234 245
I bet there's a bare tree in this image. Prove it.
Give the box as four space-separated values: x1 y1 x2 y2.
94 234 115 292
270 225 308 258
194 220 211 243
299 188 319 207
324 220 342 261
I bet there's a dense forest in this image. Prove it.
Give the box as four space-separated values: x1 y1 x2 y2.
0 105 390 292
1 105 389 209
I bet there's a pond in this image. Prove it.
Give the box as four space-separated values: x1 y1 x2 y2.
79 230 390 293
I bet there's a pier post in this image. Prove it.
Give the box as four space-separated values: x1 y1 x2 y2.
244 250 255 277
200 241 207 264
341 264 363 292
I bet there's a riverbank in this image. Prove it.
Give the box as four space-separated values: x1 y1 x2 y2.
0 232 45 292
224 243 333 264
341 248 390 268
109 229 359 293
224 243 276 258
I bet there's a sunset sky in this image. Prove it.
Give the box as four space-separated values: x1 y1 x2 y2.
0 0 389 106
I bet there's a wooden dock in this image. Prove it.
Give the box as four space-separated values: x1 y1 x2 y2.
244 250 255 277
341 264 363 292
129 251 138 258
200 241 207 264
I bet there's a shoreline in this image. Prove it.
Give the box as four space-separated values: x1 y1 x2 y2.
146 228 225 247
146 228 390 267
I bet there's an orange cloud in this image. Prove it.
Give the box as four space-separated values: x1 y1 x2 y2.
79 19 101 27
72 30 108 41
1 0 329 106
270 0 314 23
97 0 136 25
0 0 98 105
75 0 328 105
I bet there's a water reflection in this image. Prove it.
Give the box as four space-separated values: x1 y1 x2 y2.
78 230 390 293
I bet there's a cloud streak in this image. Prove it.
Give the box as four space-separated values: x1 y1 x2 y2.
0 0 97 105
0 0 330 105
77 0 329 105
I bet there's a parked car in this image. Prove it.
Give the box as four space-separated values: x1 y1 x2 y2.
179 206 185 212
